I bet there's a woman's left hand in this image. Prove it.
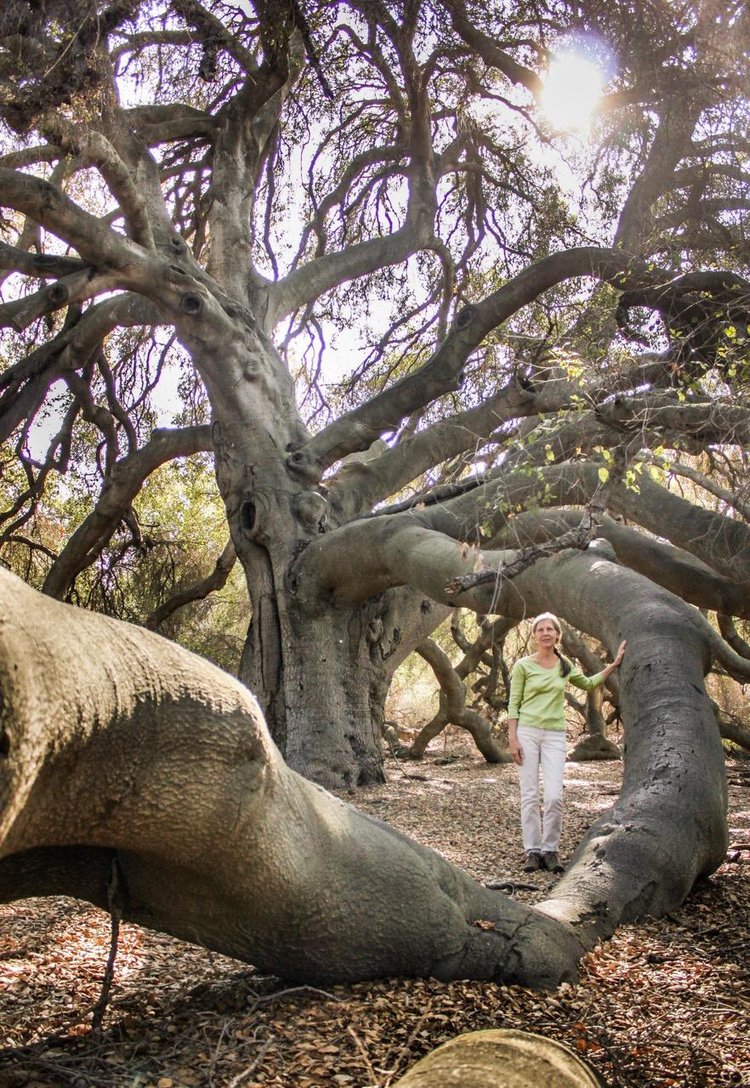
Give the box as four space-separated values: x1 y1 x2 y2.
614 639 627 666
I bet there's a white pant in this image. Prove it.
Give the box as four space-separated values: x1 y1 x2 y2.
516 725 567 852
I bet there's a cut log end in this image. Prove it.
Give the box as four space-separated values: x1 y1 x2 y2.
392 1028 603 1087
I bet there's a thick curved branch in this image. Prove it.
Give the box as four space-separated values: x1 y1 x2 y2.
0 268 120 331
0 240 85 278
717 613 750 659
42 425 213 600
425 458 750 588
445 512 602 598
299 456 750 619
145 539 237 630
445 463 618 598
648 454 750 523
715 709 750 752
326 380 538 523
269 222 436 327
602 466 750 587
0 144 60 170
481 549 727 944
597 395 750 447
205 55 302 304
328 353 673 522
39 119 156 249
443 0 543 98
0 167 146 270
293 510 517 614
0 294 163 445
701 624 750 685
0 566 584 989
117 101 216 147
412 638 507 763
614 101 703 250
295 247 663 475
496 509 750 620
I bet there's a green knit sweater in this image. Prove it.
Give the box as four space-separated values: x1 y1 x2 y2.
508 656 605 731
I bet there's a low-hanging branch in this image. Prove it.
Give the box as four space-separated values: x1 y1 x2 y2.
145 539 237 631
445 477 615 598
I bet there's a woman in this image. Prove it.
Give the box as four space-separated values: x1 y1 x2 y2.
507 612 626 874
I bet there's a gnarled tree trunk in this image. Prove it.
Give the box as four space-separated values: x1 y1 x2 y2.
0 567 581 988
178 325 413 788
0 541 729 987
407 637 508 763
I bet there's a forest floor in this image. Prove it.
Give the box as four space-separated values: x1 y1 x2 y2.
1 735 749 1088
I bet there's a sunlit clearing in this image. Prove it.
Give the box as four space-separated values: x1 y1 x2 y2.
541 50 605 132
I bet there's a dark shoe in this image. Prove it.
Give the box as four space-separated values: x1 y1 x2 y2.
541 851 564 874
522 851 542 872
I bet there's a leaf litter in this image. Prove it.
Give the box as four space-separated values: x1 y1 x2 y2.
1 744 748 1088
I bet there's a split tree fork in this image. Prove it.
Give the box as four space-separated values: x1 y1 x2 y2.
508 613 627 874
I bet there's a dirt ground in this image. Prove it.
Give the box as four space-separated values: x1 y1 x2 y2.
1 737 749 1088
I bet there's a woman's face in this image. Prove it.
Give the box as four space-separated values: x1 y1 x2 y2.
533 619 559 651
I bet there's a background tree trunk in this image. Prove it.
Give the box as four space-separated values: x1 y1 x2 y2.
408 638 508 763
568 687 622 761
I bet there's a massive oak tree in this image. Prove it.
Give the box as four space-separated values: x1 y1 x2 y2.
1 0 750 986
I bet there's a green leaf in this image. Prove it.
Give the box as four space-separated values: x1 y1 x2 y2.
598 467 609 483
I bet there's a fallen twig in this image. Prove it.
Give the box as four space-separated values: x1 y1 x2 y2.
90 857 122 1032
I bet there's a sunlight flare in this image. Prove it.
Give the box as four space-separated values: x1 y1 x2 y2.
541 46 608 132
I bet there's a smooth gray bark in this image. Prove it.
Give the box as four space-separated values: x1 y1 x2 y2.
0 567 581 987
0 539 728 987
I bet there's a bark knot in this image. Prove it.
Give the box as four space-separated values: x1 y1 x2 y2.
180 293 203 315
286 449 322 484
455 304 477 329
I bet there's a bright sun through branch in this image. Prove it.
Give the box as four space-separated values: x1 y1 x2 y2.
540 35 615 133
